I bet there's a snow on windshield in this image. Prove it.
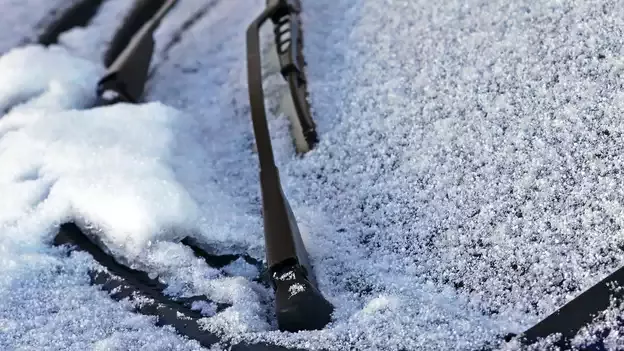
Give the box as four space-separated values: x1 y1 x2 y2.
3 0 624 350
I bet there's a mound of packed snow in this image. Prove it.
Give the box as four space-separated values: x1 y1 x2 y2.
0 44 270 350
1 45 239 258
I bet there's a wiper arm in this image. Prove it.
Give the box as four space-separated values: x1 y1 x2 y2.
246 0 333 333
96 0 177 105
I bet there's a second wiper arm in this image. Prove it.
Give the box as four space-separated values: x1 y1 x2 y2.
96 0 177 106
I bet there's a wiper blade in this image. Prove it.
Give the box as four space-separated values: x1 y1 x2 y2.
267 0 317 153
246 0 333 333
55 223 223 347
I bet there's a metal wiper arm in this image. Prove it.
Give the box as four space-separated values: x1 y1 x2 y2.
96 0 177 106
246 0 333 333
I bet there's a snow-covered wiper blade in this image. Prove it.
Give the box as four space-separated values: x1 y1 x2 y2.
247 0 333 332
55 223 223 347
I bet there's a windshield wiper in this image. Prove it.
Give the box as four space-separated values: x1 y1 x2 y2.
95 0 175 105
246 0 333 333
